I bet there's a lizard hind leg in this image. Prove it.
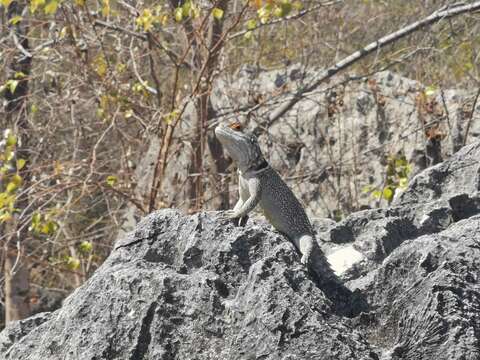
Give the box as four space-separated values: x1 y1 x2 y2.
298 234 314 265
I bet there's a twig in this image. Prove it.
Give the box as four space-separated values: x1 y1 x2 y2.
94 19 147 40
128 38 158 95
463 86 480 146
228 0 343 40
264 1 480 126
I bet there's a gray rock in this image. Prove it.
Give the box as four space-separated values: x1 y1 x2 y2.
349 216 480 360
0 211 375 360
0 312 51 355
322 141 480 269
2 142 480 360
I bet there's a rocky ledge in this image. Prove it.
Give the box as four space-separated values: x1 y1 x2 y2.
1 141 479 360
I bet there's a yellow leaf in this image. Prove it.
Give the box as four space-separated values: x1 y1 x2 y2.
124 109 133 118
212 7 224 20
75 0 84 6
106 175 117 186
66 257 80 270
383 187 394 201
6 80 19 94
292 1 303 10
54 160 63 175
0 0 13 8
174 7 183 22
101 0 110 17
44 0 59 15
136 9 154 32
0 212 12 223
6 133 17 147
6 182 17 193
246 19 257 30
93 55 107 78
30 0 45 13
11 174 23 186
79 241 93 253
16 159 26 170
9 16 22 24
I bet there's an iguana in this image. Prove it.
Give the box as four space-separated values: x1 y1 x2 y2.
215 122 368 316
215 122 332 275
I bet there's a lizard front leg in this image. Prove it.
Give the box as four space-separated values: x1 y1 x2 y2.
225 177 261 219
297 234 314 265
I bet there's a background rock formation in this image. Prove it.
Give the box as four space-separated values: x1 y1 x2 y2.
1 141 479 359
128 69 480 230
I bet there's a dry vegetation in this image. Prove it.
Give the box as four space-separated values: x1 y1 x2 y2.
0 0 479 326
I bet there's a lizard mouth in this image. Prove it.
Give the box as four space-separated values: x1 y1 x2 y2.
228 122 243 131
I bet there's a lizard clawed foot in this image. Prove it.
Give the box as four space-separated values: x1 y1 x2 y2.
300 254 311 266
223 210 240 220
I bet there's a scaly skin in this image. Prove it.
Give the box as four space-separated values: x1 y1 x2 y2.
215 122 324 268
215 122 369 316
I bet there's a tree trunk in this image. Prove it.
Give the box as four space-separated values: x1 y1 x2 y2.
3 0 32 323
4 250 30 323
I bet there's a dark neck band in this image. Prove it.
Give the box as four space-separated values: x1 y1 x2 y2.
252 159 269 172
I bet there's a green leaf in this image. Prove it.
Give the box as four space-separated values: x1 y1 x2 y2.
136 9 154 32
174 7 183 22
6 133 17 147
212 7 224 20
30 0 45 13
0 0 13 8
292 1 303 10
383 187 394 201
93 55 107 78
6 80 19 94
280 0 292 16
31 212 41 229
44 0 59 15
16 159 26 170
66 256 80 270
0 212 12 223
101 0 110 17
246 19 257 30
6 182 18 193
399 177 408 189
424 85 437 97
9 16 22 25
244 31 253 40
181 1 191 17
11 174 22 186
361 185 372 193
79 241 93 253
41 220 58 235
106 175 117 186
273 6 283 17
257 5 272 24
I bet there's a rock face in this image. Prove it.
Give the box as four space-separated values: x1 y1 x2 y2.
1 141 479 360
130 67 480 224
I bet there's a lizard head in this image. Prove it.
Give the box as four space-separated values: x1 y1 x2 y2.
215 122 266 173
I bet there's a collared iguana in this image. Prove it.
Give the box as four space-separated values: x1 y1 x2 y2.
215 121 367 315
215 122 331 273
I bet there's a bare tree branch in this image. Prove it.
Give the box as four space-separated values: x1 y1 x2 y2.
228 0 344 40
266 1 480 126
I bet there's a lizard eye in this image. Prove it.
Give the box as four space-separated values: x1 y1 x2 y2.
229 122 243 131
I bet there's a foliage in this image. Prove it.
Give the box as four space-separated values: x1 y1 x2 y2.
1 0 479 323
363 154 412 204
